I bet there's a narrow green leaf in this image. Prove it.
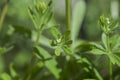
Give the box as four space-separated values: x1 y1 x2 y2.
91 42 105 51
45 12 53 24
75 42 93 52
110 34 120 50
113 48 120 54
50 27 61 39
63 31 70 40
93 68 103 80
65 40 72 45
90 49 106 55
62 46 72 55
109 20 118 30
71 0 86 41
108 53 120 66
77 56 91 65
102 33 107 49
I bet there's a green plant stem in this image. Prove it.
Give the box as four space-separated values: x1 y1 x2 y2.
35 29 41 46
66 0 71 33
109 58 112 80
27 29 42 80
106 34 112 80
0 1 9 31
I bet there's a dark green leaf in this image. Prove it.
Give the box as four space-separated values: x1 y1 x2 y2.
13 25 32 37
50 40 57 46
65 40 72 45
63 31 70 40
75 42 93 52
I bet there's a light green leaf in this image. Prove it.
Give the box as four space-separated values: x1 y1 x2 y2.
108 53 120 66
1 73 12 80
90 49 106 55
71 0 86 41
62 46 72 55
102 33 107 49
91 42 105 51
35 46 61 79
110 34 120 50
77 56 91 65
55 46 61 56
50 27 61 39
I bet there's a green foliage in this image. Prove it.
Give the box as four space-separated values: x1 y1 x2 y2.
0 0 120 80
91 15 120 66
34 46 61 79
28 0 53 30
90 15 120 80
50 28 72 55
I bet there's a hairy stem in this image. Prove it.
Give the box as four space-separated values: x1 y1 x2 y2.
66 0 71 33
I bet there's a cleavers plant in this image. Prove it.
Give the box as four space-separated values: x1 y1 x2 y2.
90 15 120 80
0 0 120 80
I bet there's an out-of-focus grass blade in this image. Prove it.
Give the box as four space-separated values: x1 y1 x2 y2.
71 0 86 42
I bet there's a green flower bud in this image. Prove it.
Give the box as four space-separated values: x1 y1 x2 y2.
38 1 47 13
35 0 47 13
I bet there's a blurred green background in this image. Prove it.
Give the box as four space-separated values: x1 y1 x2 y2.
0 0 120 80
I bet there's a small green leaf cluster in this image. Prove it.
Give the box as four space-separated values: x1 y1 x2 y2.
28 0 53 30
50 27 72 56
98 15 119 34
